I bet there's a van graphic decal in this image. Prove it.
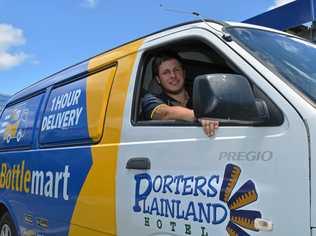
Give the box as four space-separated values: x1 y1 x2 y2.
220 164 261 235
132 163 262 236
2 108 29 144
39 78 90 145
0 94 43 148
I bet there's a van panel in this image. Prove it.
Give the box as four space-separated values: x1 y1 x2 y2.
117 29 310 236
308 118 316 226
0 147 92 235
68 39 143 235
88 40 144 71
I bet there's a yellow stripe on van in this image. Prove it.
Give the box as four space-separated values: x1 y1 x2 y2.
86 66 117 142
69 39 143 236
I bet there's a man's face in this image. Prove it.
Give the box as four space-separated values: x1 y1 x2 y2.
157 58 185 95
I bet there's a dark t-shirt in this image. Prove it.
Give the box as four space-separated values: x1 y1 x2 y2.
142 92 193 120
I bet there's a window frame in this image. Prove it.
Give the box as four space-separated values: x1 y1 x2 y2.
131 33 284 127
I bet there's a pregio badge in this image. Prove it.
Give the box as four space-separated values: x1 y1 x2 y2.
132 163 262 236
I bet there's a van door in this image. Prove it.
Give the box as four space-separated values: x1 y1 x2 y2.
116 27 309 236
308 119 316 227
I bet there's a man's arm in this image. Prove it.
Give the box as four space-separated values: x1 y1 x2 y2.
151 104 195 121
142 93 193 121
152 104 219 137
142 93 219 137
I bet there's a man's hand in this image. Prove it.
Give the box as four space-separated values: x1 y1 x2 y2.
199 119 219 137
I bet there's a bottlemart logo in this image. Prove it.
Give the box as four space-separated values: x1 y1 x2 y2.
0 160 70 201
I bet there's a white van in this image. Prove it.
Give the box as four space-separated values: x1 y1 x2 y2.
0 20 315 236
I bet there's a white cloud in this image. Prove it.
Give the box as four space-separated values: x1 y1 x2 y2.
269 0 295 10
81 0 98 8
0 52 28 70
0 24 28 70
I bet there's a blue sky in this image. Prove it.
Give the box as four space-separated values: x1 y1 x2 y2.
0 0 292 95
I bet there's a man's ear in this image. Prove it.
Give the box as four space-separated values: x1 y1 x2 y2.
156 76 161 84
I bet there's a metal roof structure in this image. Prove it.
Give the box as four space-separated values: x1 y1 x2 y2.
244 0 315 30
243 0 316 42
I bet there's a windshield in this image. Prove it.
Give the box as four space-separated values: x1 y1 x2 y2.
226 27 316 104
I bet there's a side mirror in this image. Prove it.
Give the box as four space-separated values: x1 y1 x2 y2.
193 74 269 122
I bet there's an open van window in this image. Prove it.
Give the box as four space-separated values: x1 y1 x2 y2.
134 38 237 125
133 38 282 126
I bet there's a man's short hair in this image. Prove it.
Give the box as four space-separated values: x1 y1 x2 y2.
152 51 184 77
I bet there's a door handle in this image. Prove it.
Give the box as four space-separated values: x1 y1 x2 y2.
126 157 151 170
254 218 273 231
